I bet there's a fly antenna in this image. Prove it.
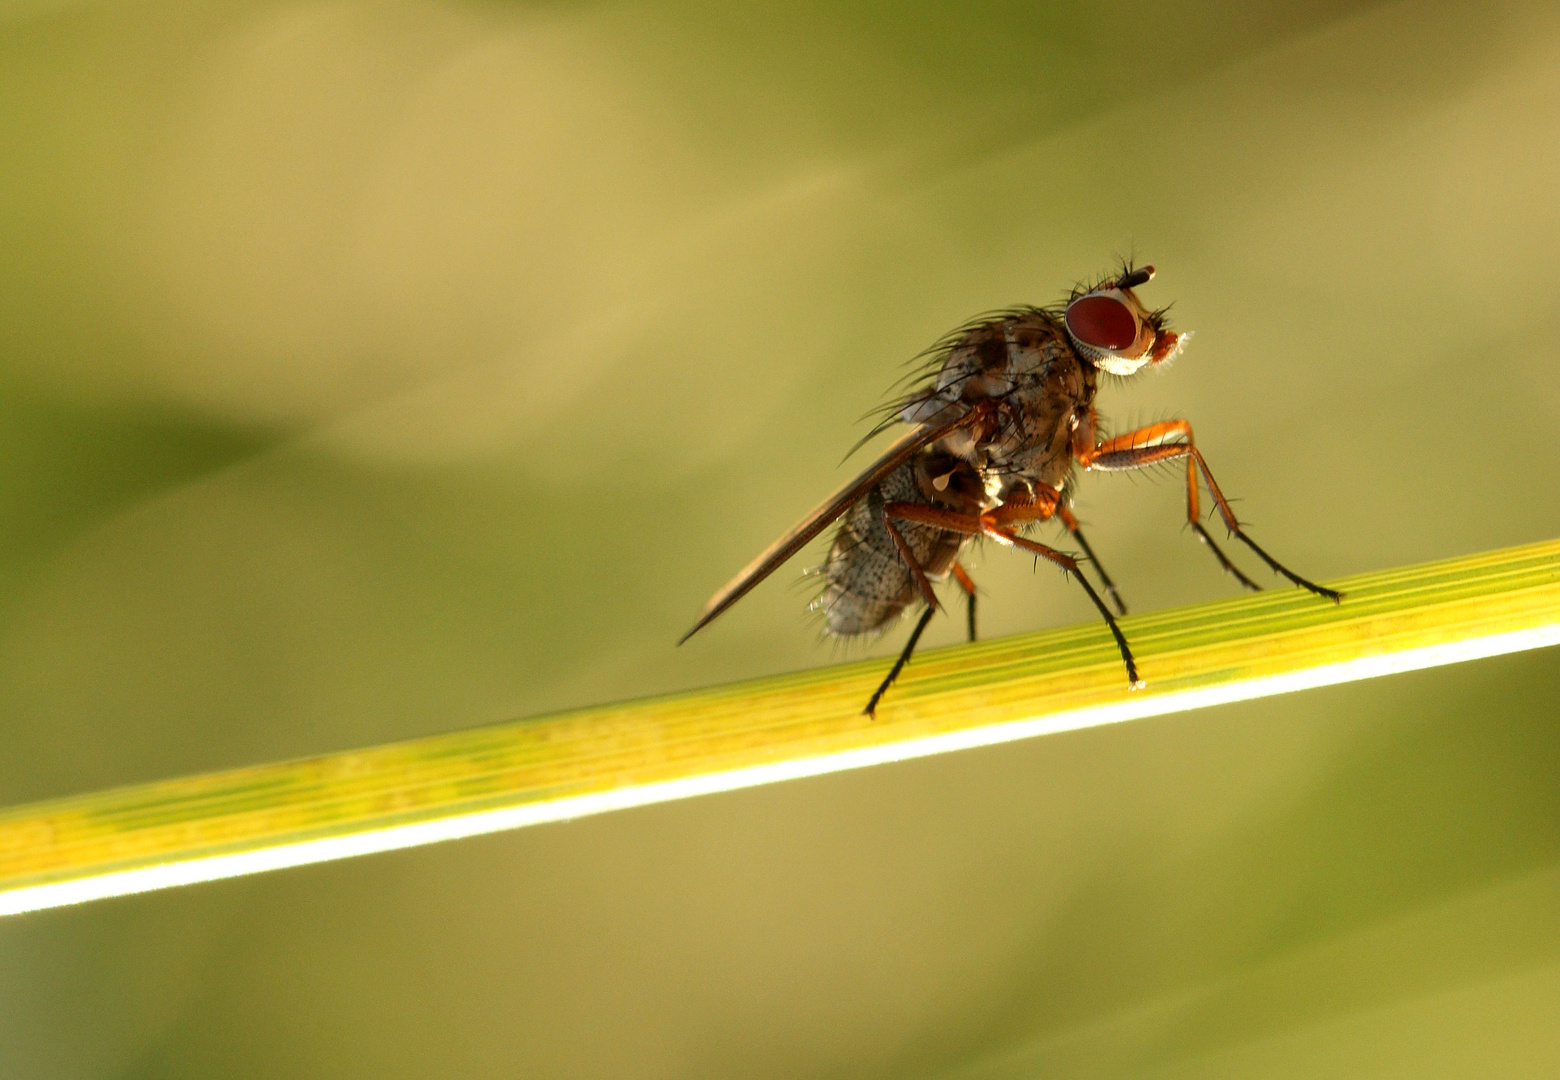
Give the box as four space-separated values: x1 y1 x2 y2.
1117 265 1154 290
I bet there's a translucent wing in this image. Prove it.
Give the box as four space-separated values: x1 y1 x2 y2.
678 409 978 644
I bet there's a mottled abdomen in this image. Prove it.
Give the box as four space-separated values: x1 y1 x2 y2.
816 454 975 636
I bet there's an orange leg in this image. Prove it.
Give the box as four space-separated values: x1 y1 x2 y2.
884 502 1142 688
985 485 1128 616
984 525 1142 688
1081 420 1341 602
1083 420 1240 528
882 515 940 609
951 562 978 642
864 508 964 717
985 485 1059 528
1056 503 1127 616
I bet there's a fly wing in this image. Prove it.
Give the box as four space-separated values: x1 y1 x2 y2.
678 409 977 644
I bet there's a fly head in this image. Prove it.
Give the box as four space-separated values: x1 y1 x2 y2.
1064 264 1188 376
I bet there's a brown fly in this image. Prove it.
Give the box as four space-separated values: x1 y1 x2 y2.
679 265 1340 715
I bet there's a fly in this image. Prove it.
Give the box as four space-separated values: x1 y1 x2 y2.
679 265 1341 715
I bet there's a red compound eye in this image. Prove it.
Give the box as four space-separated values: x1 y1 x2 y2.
1066 294 1138 351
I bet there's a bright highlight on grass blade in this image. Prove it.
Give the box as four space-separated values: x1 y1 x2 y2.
3 539 1560 917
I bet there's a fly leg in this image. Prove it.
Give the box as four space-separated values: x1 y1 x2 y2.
886 503 1143 689
1083 422 1256 590
1057 503 1127 616
1081 420 1341 602
987 485 1127 617
863 510 953 717
951 562 978 642
990 527 1141 688
889 498 979 640
863 604 937 718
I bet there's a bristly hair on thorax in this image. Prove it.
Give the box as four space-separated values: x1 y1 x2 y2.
847 258 1167 461
845 304 1055 461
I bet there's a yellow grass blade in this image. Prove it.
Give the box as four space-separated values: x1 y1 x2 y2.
4 539 1559 917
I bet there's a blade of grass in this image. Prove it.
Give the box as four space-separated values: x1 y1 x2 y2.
3 539 1559 917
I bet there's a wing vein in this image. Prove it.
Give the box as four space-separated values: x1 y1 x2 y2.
678 409 978 643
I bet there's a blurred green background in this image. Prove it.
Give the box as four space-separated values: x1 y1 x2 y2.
4 0 1560 1076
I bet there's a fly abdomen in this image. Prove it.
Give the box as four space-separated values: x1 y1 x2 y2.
817 453 980 636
